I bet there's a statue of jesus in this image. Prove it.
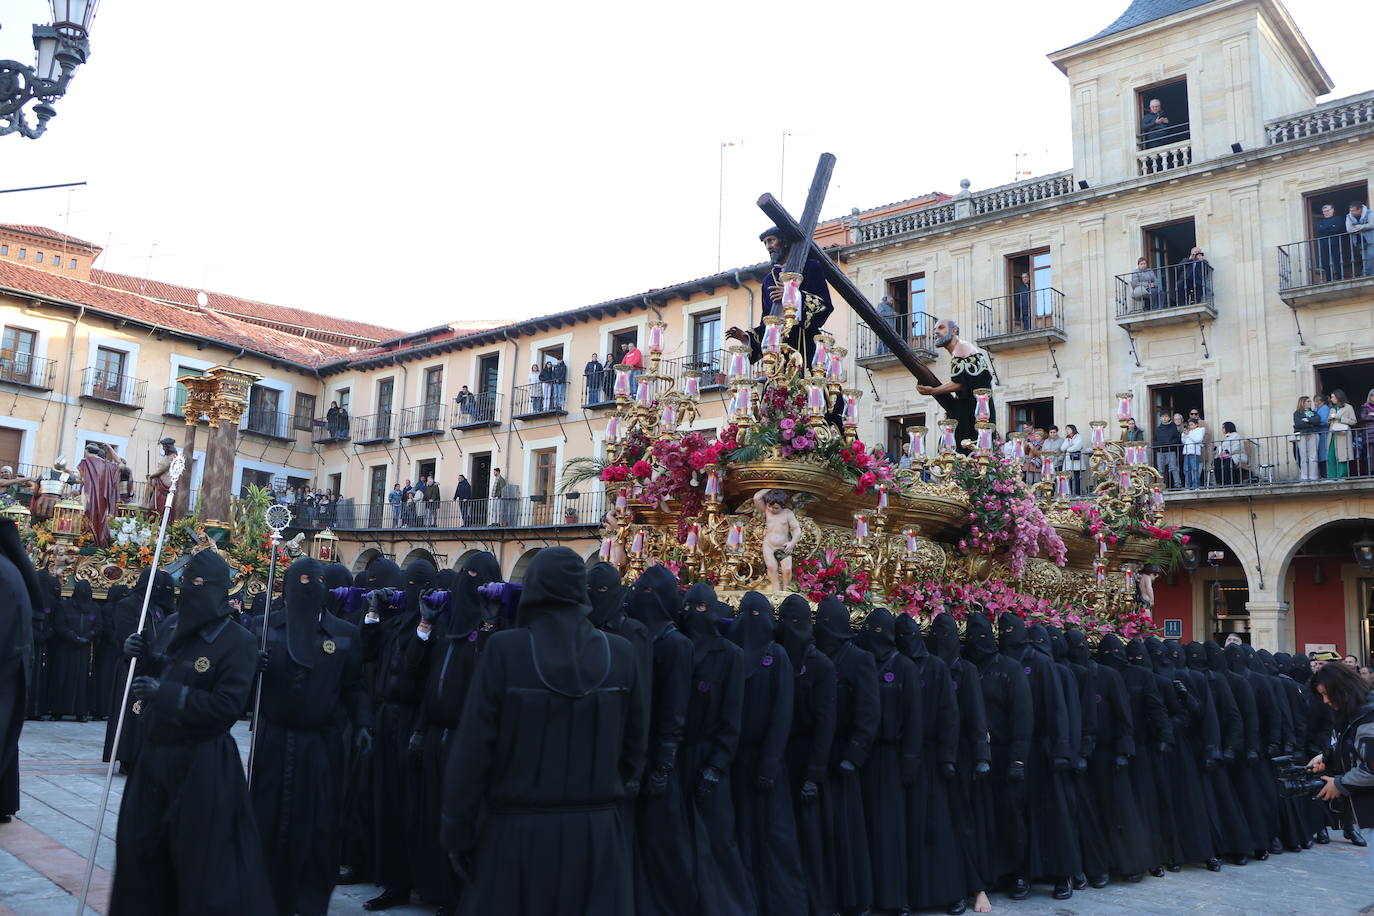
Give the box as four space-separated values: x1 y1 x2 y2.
77 443 121 548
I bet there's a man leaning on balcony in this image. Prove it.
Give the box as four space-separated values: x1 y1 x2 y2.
1141 98 1174 148
1347 201 1374 277
1174 247 1210 305
876 295 898 354
1153 410 1182 489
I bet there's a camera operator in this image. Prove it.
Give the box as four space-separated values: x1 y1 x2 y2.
1308 662 1374 871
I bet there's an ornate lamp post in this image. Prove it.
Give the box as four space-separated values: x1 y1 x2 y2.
1 1 102 139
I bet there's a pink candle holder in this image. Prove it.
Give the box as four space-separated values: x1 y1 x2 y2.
973 388 992 422
1097 536 1108 557
684 523 700 554
853 512 870 541
903 528 918 556
613 365 632 399
1151 486 1164 508
939 421 958 453
599 537 614 562
1055 473 1071 500
807 383 825 416
727 347 749 380
1094 560 1106 585
704 469 721 501
1041 455 1054 478
647 321 666 354
1123 566 1136 591
1116 392 1134 423
660 400 678 432
683 373 701 400
843 389 861 424
1010 433 1026 460
875 484 889 512
826 350 846 383
909 426 927 458
975 422 994 453
733 386 753 418
615 489 629 511
780 272 802 315
1118 469 1132 490
1090 421 1107 448
761 317 783 355
630 530 645 557
605 416 620 444
725 522 745 555
635 377 653 407
811 339 829 372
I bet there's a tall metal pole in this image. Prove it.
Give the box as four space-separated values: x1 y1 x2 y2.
246 503 291 789
717 141 726 272
76 455 185 916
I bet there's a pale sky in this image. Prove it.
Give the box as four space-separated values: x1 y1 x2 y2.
1 0 1367 335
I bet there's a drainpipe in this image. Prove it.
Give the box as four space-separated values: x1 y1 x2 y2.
734 270 755 330
642 296 662 321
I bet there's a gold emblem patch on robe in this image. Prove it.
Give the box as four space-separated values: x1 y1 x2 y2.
132 699 144 715
194 656 211 673
322 639 336 655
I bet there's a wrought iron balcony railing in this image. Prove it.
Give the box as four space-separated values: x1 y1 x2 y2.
974 288 1066 349
1114 261 1215 321
512 381 569 420
855 312 938 364
451 392 501 429
81 367 146 408
0 353 55 389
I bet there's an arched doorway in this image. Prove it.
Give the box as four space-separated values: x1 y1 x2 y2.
1151 527 1253 644
1277 519 1374 663
400 547 438 569
351 547 383 573
453 548 488 572
508 547 542 584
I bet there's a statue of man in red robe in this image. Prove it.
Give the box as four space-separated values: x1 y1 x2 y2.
145 437 179 520
78 443 121 548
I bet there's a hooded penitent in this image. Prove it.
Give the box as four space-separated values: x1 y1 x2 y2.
964 612 999 665
1095 633 1129 670
680 581 724 645
814 597 853 656
1145 636 1171 673
926 613 962 667
862 608 897 661
516 547 607 698
896 613 925 661
1184 640 1209 673
1064 629 1092 667
1044 625 1068 662
451 551 502 637
1204 639 1229 674
171 550 233 648
284 557 326 668
363 559 402 592
402 559 437 619
1126 636 1152 669
998 611 1028 659
627 564 680 639
586 562 625 629
1026 622 1054 658
729 591 775 670
322 563 352 616
775 594 813 669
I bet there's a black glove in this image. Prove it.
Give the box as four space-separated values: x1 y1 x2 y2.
624 778 640 797
1075 756 1088 775
257 649 270 673
1053 756 1070 773
1007 761 1026 782
407 732 426 759
1222 748 1236 763
448 850 473 884
123 633 149 658
1115 754 1129 769
354 727 373 757
799 780 819 804
1172 679 1189 697
131 676 160 701
838 759 857 774
756 773 775 792
940 761 957 780
973 760 991 780
1157 742 1172 755
696 766 721 798
1246 749 1259 762
1205 754 1219 771
646 766 671 797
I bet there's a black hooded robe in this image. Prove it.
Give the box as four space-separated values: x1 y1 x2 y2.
1224 643 1281 852
777 594 838 916
88 586 125 720
1144 637 1216 866
109 550 274 916
104 571 176 767
404 552 504 907
678 582 755 916
0 519 39 818
440 547 645 916
28 570 58 720
1184 641 1254 858
252 558 373 916
629 565 697 916
1046 625 1106 881
815 597 879 914
49 581 96 718
728 592 806 916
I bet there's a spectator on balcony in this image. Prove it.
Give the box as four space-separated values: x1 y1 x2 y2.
876 295 898 354
1316 203 1347 282
1359 389 1374 477
454 474 472 526
1124 417 1144 442
620 340 644 392
456 385 476 421
552 357 568 409
326 401 343 439
527 364 543 412
1061 424 1085 495
1347 201 1374 277
539 361 557 412
425 476 440 526
1129 257 1163 311
1175 247 1211 305
583 354 604 405
1181 418 1206 489
338 404 350 438
1141 98 1174 148
388 483 403 527
1328 389 1357 480
1025 428 1045 485
1213 421 1249 486
1316 395 1331 478
1013 271 1032 331
491 468 509 527
1294 396 1324 481
1042 425 1065 475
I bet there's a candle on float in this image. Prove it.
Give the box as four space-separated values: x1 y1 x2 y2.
939 421 958 453
761 318 783 354
853 512 870 540
647 321 666 353
615 489 629 511
811 339 829 372
1123 566 1136 591
973 388 992 422
704 469 721 500
727 347 749 379
1090 421 1107 448
613 365 632 398
683 372 701 400
630 530 645 556
1118 468 1132 490
875 484 889 511
1011 433 1026 459
605 415 620 443
726 522 745 554
903 528 918 556
599 537 614 562
909 426 927 457
1094 560 1106 585
1041 455 1055 478
780 272 802 314
807 383 825 415
1097 536 1108 557
1151 486 1164 508
1116 392 1134 423
660 399 678 432
1055 473 1071 500
636 377 653 407
734 385 753 417
843 389 861 424
684 523 700 553
827 351 846 383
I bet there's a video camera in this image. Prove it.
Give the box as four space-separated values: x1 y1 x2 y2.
1271 755 1325 799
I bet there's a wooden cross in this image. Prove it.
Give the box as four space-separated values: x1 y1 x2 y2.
758 155 940 387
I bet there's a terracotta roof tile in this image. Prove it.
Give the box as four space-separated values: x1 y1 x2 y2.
0 223 100 252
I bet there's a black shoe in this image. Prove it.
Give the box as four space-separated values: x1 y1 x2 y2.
947 900 967 915
1124 873 1144 883
436 908 456 916
1052 880 1072 900
1205 858 1221 872
1346 827 1368 848
1254 849 1270 861
1231 855 1249 866
1149 866 1165 878
1009 878 1030 900
1089 874 1109 888
1269 839 1283 855
1165 862 1181 873
363 888 410 911
1315 827 1330 845
0 814 12 824
1071 873 1087 891
336 865 357 885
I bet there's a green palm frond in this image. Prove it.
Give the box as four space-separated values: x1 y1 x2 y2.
558 456 609 495
722 424 781 465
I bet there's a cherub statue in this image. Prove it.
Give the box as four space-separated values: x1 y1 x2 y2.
601 505 629 569
753 488 801 591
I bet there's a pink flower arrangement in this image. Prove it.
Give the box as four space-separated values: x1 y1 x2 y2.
955 455 1066 576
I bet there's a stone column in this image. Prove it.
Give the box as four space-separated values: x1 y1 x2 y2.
177 375 220 520
1246 599 1291 652
197 367 260 525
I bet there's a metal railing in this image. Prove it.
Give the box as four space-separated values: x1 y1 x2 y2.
451 391 501 428
81 366 147 408
1142 433 1374 491
1277 236 1374 292
349 411 392 444
659 348 730 395
580 371 617 409
400 403 446 437
855 311 938 362
1268 91 1374 144
330 490 607 531
1136 138 1193 176
1114 261 1215 317
975 288 1066 342
244 408 292 439
0 353 55 389
512 381 569 419
854 171 1075 243
163 385 188 417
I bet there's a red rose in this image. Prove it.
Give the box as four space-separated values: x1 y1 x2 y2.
632 460 652 479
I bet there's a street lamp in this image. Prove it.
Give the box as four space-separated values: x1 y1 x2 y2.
1354 529 1374 573
1 1 102 139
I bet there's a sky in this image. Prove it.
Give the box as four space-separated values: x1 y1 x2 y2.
1 0 1368 335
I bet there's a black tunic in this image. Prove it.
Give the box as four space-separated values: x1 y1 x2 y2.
88 590 123 719
1144 637 1216 865
1098 635 1172 869
1224 644 1282 850
48 584 96 718
253 603 372 916
109 612 273 915
103 573 175 767
0 520 40 819
1184 641 1254 857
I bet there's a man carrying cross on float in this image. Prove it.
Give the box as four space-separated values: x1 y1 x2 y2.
725 226 834 368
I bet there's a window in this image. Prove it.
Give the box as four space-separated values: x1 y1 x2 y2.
1316 360 1374 416
0 428 22 473
69 258 77 269
1006 250 1053 330
328 472 342 497
368 466 388 527
293 392 317 431
1007 398 1054 434
2 326 37 363
94 347 127 398
17 249 25 259
247 385 282 436
240 468 274 495
1148 381 1205 427
376 377 394 416
885 273 928 339
336 388 350 413
416 459 436 483
423 367 443 426
34 252 43 264
172 365 203 415
0 245 7 255
1137 78 1190 149
691 310 721 362
477 354 499 395
1206 579 1250 643
609 328 638 365
885 412 927 461
532 448 557 525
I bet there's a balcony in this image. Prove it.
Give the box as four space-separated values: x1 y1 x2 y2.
512 381 568 421
1135 130 1192 176
399 403 446 438
1140 434 1374 497
855 312 939 368
451 391 501 430
658 349 731 399
1277 236 1374 308
1114 261 1216 331
853 171 1076 244
243 408 292 440
327 491 607 531
974 289 1067 352
0 353 55 390
80 367 147 409
1268 90 1374 145
350 411 393 445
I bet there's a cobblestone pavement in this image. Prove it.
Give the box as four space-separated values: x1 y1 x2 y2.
3 720 1373 915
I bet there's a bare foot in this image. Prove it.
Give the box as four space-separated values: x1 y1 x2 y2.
974 891 992 913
